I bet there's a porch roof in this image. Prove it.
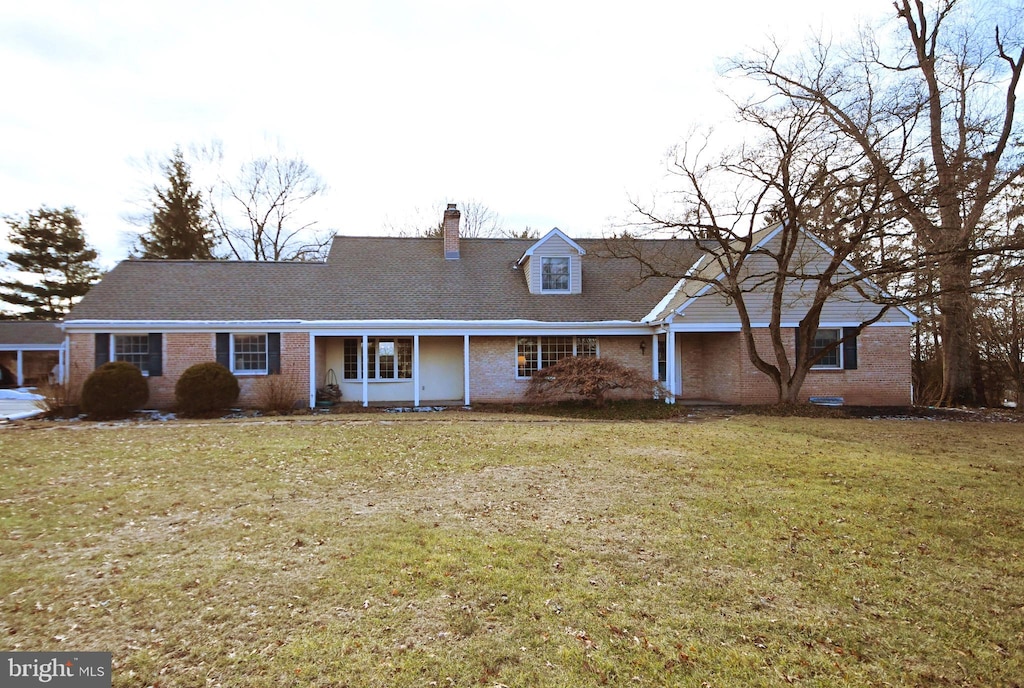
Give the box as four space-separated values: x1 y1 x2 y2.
66 237 700 325
0 321 63 347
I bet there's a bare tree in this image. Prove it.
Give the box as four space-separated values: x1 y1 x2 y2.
973 185 1024 405
211 154 331 261
976 290 1024 406
617 95 907 404
731 0 1024 405
386 200 536 239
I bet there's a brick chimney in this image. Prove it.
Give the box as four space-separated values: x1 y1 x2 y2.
443 203 460 260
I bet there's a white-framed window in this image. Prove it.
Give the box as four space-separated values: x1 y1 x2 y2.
343 339 360 380
540 256 571 292
233 334 268 374
810 328 841 369
113 334 150 375
341 338 413 381
516 335 597 378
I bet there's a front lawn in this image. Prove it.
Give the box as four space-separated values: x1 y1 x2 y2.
1 414 1021 686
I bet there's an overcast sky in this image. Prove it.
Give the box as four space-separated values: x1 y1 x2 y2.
0 0 893 266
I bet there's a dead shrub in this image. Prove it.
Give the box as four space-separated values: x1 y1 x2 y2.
252 374 305 414
525 356 665 406
32 380 81 417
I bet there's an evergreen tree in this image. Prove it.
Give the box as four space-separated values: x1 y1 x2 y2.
1 206 101 319
138 148 216 259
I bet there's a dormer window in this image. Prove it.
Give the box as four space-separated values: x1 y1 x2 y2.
541 256 571 292
518 228 586 295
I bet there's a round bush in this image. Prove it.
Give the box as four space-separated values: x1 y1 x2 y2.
81 361 149 420
174 362 239 416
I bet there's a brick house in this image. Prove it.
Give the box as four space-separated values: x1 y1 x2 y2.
61 205 916 408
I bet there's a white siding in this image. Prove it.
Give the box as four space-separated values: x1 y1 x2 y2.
525 236 582 295
677 232 910 326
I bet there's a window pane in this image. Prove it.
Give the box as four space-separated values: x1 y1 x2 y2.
540 336 573 369
343 339 359 380
114 335 149 374
378 339 396 379
397 339 412 379
517 337 538 377
576 336 597 357
234 334 267 372
811 329 840 368
541 257 570 291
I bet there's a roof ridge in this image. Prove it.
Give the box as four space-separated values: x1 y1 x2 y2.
123 259 326 265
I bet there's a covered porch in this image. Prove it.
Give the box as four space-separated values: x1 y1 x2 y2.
310 333 470 408
653 329 747 404
0 322 66 388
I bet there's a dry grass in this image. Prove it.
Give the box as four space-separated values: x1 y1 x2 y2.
1 414 1022 686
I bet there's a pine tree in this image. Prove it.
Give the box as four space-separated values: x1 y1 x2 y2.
138 148 216 259
1 206 101 319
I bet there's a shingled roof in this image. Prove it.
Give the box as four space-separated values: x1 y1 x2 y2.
0 321 64 346
67 236 701 324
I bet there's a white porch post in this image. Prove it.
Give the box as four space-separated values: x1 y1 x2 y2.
413 335 420 407
61 337 69 385
308 334 316 408
650 334 659 389
16 350 24 387
361 335 369 407
665 331 676 404
463 334 471 406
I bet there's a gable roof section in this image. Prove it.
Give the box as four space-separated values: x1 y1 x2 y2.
647 223 917 324
646 224 779 322
0 321 64 347
68 237 701 325
516 228 586 265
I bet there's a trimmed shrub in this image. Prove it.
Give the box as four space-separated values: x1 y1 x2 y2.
175 362 240 417
81 362 149 420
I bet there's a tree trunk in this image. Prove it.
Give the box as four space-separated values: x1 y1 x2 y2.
937 255 978 406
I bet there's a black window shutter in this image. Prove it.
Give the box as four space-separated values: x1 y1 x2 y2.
794 326 800 362
147 333 163 377
95 333 109 369
216 333 230 368
842 328 858 370
268 333 281 374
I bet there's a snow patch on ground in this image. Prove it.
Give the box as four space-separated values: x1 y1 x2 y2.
0 388 45 401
